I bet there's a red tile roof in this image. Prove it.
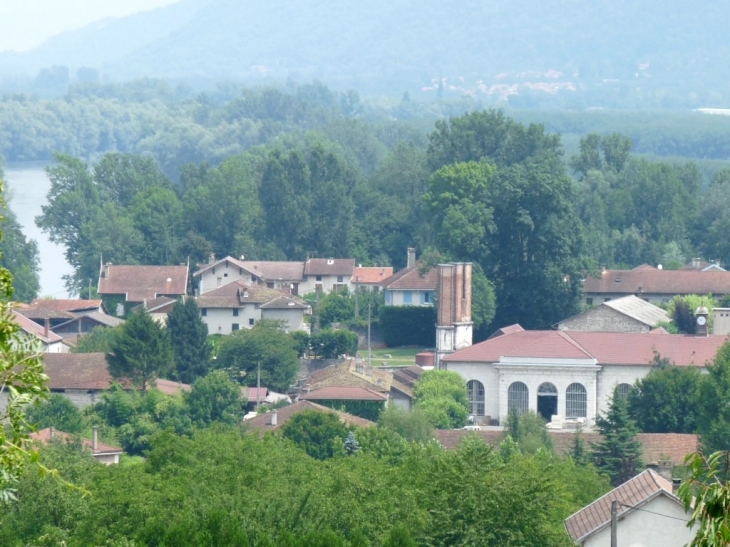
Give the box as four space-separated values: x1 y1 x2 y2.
564 469 678 542
300 386 388 401
380 263 438 290
30 427 123 455
154 379 191 396
12 310 63 344
304 258 356 276
98 264 188 302
196 281 306 309
29 299 103 312
242 387 268 401
434 430 698 466
583 268 730 296
245 400 374 432
353 267 394 284
443 325 727 366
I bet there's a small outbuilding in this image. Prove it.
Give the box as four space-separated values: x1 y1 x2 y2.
558 295 670 333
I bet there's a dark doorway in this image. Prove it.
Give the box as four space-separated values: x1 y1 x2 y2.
537 382 558 421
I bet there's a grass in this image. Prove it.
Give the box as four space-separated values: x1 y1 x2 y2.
362 347 429 366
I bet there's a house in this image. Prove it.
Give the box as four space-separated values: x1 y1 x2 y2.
300 258 356 294
380 248 437 306
131 296 178 324
435 430 698 467
19 299 105 328
12 310 68 353
304 359 423 411
194 255 356 296
39 353 189 409
440 324 726 426
564 469 695 546
350 266 393 292
558 295 671 333
300 386 389 404
196 281 309 335
583 264 730 306
97 262 188 312
244 400 375 433
30 427 123 465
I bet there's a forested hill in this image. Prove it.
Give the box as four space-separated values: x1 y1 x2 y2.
2 0 729 100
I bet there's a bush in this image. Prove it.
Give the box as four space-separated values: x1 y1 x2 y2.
379 306 436 347
311 329 358 358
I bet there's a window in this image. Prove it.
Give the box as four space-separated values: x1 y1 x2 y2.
585 297 593 305
403 291 412 304
421 291 431 304
508 382 529 415
232 309 239 317
614 383 631 399
201 308 207 316
224 272 228 277
248 318 255 326
566 383 587 418
316 275 322 282
385 291 392 305
232 323 240 331
337 275 344 283
467 380 485 416
603 297 611 302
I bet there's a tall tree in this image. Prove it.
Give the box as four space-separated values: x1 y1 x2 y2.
107 309 174 392
697 342 730 454
166 298 212 384
413 370 469 429
591 394 644 486
184 371 245 427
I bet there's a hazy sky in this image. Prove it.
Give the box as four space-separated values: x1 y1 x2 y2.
0 0 180 52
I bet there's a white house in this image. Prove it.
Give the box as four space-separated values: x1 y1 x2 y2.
565 469 695 546
349 266 393 292
299 258 356 294
196 281 309 335
441 324 726 426
380 249 437 306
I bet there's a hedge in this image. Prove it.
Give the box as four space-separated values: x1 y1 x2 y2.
379 305 436 347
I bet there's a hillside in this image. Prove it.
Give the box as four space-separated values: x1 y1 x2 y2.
2 0 729 100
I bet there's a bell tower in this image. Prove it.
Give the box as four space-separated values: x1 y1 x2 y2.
436 263 473 367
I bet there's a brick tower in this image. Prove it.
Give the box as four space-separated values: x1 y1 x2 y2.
436 263 473 367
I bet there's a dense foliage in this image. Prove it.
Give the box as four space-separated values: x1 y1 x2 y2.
591 394 644 486
413 370 470 429
379 306 436 347
167 298 213 383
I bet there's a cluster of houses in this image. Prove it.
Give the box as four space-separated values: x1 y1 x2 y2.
16 253 730 545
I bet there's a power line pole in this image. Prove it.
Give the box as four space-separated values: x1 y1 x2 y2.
354 276 360 319
367 301 372 369
611 500 618 547
256 361 261 412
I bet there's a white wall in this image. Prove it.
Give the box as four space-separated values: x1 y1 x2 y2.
197 266 253 295
584 495 694 547
202 305 260 335
261 308 306 332
384 289 434 306
299 274 348 295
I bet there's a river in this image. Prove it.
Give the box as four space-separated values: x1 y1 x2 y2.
4 163 73 298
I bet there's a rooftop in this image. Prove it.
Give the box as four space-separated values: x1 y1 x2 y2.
98 264 188 302
380 262 438 291
245 400 374 432
196 281 307 309
12 310 63 344
304 258 356 276
30 427 123 456
300 386 389 401
583 267 730 296
353 266 394 284
28 299 103 312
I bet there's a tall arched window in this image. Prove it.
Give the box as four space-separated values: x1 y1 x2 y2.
614 383 631 399
467 380 485 416
508 382 529 415
566 383 587 418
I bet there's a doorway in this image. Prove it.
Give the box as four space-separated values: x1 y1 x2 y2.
537 382 558 421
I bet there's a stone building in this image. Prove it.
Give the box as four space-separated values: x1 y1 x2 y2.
435 262 473 366
558 295 670 333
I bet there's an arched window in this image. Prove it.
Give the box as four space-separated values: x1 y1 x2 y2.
538 382 558 395
614 383 631 399
508 382 529 415
566 383 587 418
467 380 485 416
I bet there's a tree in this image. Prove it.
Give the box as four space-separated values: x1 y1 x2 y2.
378 405 434 443
184 371 245 427
678 450 730 547
627 355 702 433
343 431 360 455
413 370 469 429
26 394 84 434
215 320 300 392
281 410 351 460
310 329 358 359
107 309 174 392
591 394 644 486
667 294 717 335
0 178 48 500
166 298 212 384
72 325 123 353
697 342 730 453
505 411 553 454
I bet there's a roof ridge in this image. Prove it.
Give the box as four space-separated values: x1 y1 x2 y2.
556 330 595 358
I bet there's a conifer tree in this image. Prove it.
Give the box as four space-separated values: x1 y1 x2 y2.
107 309 173 392
591 394 644 486
166 298 212 384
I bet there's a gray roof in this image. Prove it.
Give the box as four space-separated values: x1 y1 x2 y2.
603 295 671 327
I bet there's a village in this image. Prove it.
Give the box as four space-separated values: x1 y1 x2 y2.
6 243 730 545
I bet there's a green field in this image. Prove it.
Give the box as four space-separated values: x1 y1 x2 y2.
362 347 429 366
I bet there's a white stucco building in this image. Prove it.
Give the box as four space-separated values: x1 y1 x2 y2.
196 281 309 335
565 469 695 546
380 249 437 307
441 324 726 426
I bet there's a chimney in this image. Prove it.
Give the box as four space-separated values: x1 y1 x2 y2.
92 426 98 451
407 247 416 268
270 410 278 427
50 427 54 440
104 262 110 278
44 318 50 339
657 460 673 482
208 253 215 265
